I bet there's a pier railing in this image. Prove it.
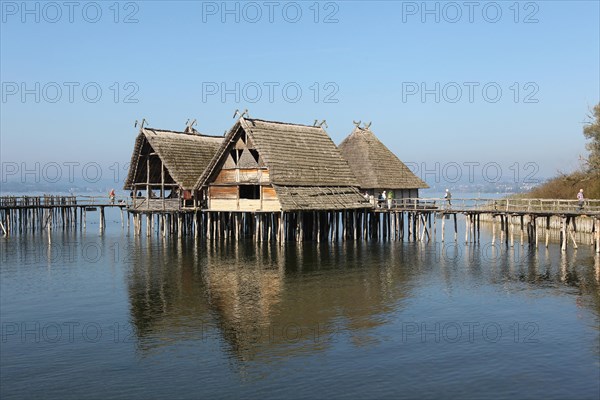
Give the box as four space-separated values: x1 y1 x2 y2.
388 198 600 215
0 195 130 208
2 195 600 215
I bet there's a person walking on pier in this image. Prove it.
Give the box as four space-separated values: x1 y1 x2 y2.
444 189 452 208
577 189 584 210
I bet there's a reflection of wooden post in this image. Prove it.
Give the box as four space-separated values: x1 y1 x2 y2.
465 214 469 244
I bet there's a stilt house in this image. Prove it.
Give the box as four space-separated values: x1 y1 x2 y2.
195 117 369 212
338 125 428 200
124 127 223 211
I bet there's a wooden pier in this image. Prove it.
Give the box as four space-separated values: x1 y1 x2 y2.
1 195 599 253
0 195 128 235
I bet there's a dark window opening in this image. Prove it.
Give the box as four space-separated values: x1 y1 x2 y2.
229 149 239 163
249 149 260 163
239 185 260 199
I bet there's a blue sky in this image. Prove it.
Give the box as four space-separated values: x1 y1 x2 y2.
1 0 599 187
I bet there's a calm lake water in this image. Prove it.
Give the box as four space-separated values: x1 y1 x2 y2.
1 209 599 399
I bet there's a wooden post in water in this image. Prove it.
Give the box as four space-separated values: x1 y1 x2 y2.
545 216 550 248
534 216 539 247
561 217 567 252
568 217 578 249
99 207 105 232
491 215 496 245
441 214 445 242
520 215 525 247
453 213 457 241
596 218 600 254
510 216 515 248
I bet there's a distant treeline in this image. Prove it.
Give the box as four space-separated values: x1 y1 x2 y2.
524 103 600 200
525 171 599 199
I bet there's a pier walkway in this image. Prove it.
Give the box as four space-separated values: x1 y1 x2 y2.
0 195 598 253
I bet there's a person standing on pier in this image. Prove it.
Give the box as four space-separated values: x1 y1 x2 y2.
387 190 394 209
109 189 115 204
577 189 584 210
444 189 452 208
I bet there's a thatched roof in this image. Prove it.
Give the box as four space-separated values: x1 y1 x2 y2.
197 117 369 211
274 185 368 210
124 128 223 191
338 127 428 190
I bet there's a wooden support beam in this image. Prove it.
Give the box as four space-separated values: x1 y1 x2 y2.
453 213 457 241
594 218 600 253
561 216 567 252
441 214 445 242
568 217 578 249
510 215 515 248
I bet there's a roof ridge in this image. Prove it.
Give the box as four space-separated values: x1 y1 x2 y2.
143 127 223 138
244 118 324 129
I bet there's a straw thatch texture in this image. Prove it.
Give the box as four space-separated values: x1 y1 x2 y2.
197 118 370 211
125 128 223 191
274 185 368 211
338 127 428 190
198 118 359 188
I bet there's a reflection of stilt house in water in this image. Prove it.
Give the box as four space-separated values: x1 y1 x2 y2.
126 240 416 362
124 126 223 211
196 117 368 212
338 125 428 200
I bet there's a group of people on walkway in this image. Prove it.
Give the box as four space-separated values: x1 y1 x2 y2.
362 190 395 209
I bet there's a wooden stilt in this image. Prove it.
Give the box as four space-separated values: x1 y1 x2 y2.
595 218 600 254
491 215 496 245
510 215 515 248
534 216 538 247
453 213 457 241
561 216 567 252
568 217 578 249
441 214 445 242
